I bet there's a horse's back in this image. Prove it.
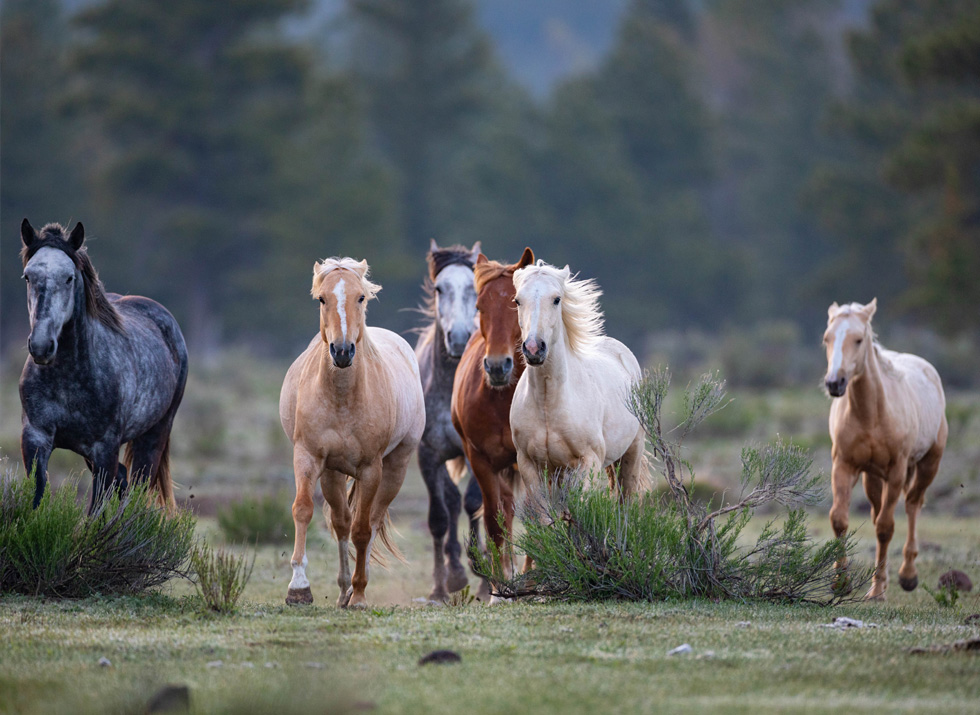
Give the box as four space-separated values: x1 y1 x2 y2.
111 294 188 372
887 349 947 453
368 327 426 451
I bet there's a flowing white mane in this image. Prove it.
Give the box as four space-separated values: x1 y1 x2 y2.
311 257 382 302
514 260 605 353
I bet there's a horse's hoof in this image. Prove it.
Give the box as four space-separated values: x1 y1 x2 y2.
899 574 918 592
286 587 314 605
337 586 353 608
428 588 450 603
864 590 887 602
447 566 469 593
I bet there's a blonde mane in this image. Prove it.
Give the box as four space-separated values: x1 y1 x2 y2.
514 260 605 353
311 257 382 358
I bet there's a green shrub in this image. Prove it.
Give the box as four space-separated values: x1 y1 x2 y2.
190 541 254 613
0 467 195 597
217 493 292 544
475 369 872 605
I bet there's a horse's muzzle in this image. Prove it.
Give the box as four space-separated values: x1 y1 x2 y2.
446 328 470 359
330 341 355 368
825 376 847 397
483 356 513 387
28 336 56 365
522 338 547 366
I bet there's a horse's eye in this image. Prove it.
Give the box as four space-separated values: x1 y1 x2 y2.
66 276 73 284
22 274 28 282
358 295 365 304
434 286 442 295
318 296 325 304
856 338 863 345
553 296 561 305
514 299 520 307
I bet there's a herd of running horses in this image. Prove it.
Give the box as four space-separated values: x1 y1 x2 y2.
17 219 948 607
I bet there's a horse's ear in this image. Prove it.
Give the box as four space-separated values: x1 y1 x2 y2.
562 264 571 278
356 259 369 277
21 218 36 248
476 253 488 266
469 241 482 263
68 222 84 250
429 238 439 254
518 247 534 268
827 301 839 318
862 297 877 320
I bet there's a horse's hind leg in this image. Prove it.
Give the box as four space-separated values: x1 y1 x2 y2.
900 442 944 592
86 443 121 513
286 446 318 605
127 418 175 508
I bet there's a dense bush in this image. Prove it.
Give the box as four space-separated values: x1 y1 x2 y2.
475 369 871 605
0 468 195 597
217 493 292 544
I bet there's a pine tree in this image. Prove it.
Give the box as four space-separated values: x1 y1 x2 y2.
69 0 316 351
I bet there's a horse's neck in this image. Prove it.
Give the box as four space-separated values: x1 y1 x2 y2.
316 343 367 402
57 298 96 365
526 337 572 400
848 346 887 425
430 323 457 376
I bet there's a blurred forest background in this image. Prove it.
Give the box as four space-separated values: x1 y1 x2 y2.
2 0 979 381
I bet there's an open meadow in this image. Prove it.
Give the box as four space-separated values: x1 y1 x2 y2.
2 353 979 713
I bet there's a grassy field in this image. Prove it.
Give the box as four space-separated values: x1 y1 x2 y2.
2 353 979 713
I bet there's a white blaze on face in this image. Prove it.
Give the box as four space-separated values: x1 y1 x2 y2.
333 278 347 343
828 321 849 380
289 554 309 590
436 264 476 336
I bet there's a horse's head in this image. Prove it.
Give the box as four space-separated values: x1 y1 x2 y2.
311 257 381 369
428 239 481 358
21 219 85 365
823 298 876 397
473 247 534 388
514 259 604 367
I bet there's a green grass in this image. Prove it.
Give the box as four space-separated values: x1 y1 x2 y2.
1 511 978 715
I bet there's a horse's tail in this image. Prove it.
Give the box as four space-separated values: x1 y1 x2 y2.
151 437 177 513
446 456 468 486
347 479 406 567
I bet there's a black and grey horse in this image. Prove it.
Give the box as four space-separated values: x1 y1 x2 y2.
19 219 188 512
415 239 484 602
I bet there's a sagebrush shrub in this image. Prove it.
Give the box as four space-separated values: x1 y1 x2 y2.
0 468 195 597
191 541 254 613
217 493 292 544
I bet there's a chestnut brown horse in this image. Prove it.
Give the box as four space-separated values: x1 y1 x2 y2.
451 248 534 594
823 298 947 600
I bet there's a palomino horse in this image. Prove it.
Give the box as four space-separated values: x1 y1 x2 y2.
823 299 947 600
451 248 535 589
510 260 648 497
19 220 187 512
280 258 424 608
415 239 485 602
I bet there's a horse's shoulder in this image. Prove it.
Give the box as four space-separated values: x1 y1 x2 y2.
596 336 640 376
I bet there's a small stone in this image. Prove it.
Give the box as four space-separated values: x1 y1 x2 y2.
938 570 973 592
98 656 112 668
735 621 751 628
667 643 693 656
418 649 461 665
206 660 223 668
147 684 190 713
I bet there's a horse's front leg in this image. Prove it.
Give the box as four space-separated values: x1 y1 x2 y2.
88 443 121 513
418 442 451 602
22 424 54 508
829 457 859 583
867 464 906 601
321 468 353 607
347 458 385 609
286 445 318 605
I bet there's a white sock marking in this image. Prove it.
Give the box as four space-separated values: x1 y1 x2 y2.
289 554 309 590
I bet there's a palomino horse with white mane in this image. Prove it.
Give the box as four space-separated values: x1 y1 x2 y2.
823 298 947 600
280 258 424 608
510 260 648 498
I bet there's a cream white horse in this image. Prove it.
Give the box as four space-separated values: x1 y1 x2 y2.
510 261 648 497
280 258 425 608
823 298 947 600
